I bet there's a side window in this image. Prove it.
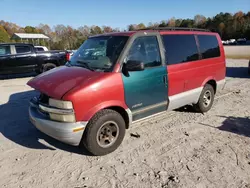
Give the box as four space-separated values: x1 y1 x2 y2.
126 36 161 68
15 45 31 54
0 46 11 56
162 34 199 65
197 35 220 59
35 47 44 51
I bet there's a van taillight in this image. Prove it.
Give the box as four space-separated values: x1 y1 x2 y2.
66 53 70 61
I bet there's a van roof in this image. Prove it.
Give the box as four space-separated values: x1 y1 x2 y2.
89 27 217 38
90 27 217 38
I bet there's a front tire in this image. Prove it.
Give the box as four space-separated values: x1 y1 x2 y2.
80 109 126 156
193 84 215 113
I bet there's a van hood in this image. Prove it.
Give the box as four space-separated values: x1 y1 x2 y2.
27 66 101 99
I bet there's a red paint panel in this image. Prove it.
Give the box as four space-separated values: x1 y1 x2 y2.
184 34 225 91
183 57 225 91
27 66 102 99
166 32 225 95
167 64 185 96
63 73 127 122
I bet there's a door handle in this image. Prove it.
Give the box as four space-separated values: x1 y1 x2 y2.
163 75 168 86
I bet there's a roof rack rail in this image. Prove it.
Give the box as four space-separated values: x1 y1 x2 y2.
137 27 210 32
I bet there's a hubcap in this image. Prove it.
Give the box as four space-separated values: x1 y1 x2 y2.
203 90 212 107
96 121 119 148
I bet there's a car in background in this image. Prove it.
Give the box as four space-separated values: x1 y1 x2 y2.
35 46 49 51
0 43 68 75
237 38 247 45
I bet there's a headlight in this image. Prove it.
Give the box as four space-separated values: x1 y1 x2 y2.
49 113 76 123
49 98 73 109
39 98 76 123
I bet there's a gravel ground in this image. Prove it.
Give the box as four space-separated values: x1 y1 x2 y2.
0 59 250 188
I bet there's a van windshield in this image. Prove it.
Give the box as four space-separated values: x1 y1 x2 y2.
67 36 129 72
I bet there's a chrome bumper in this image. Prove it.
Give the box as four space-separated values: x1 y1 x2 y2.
29 98 87 146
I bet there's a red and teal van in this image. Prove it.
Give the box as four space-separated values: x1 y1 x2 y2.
27 28 226 155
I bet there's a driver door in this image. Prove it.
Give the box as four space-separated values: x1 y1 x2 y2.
121 33 169 121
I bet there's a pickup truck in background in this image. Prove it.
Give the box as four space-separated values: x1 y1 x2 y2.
0 43 69 75
34 46 49 51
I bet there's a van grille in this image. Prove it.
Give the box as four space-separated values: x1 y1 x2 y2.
38 93 49 105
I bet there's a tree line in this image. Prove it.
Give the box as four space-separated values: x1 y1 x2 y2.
0 11 249 50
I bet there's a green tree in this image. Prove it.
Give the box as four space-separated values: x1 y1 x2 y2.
175 19 183 27
24 26 39 33
180 19 194 28
2 10 250 49
159 20 167 27
128 24 137 31
102 26 113 33
0 25 10 42
194 15 206 28
37 24 52 36
137 23 146 29
90 26 103 35
167 17 176 27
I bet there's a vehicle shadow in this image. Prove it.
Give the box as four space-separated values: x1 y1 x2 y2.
174 105 200 113
226 66 250 78
200 116 250 138
0 72 37 80
0 90 91 155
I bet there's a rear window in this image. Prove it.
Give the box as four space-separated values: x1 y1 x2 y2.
197 35 220 59
15 45 31 54
162 34 199 65
35 47 44 51
0 46 11 56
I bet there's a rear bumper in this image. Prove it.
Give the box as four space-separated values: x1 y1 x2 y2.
29 101 87 146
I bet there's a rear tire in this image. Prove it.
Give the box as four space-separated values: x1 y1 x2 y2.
43 63 56 72
193 84 215 113
80 109 126 156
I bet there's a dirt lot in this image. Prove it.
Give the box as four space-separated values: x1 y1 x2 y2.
0 59 250 188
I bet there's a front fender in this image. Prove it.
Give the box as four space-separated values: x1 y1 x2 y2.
80 100 129 122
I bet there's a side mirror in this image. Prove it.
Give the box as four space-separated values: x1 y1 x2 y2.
125 60 145 71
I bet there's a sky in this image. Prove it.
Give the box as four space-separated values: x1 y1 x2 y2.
0 0 250 30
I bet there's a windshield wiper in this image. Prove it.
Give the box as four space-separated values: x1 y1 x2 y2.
76 60 94 71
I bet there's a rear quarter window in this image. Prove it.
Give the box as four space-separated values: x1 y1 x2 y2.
15 45 31 54
197 35 220 59
35 47 44 51
162 34 199 65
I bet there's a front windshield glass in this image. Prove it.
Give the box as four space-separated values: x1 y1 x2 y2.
68 36 129 72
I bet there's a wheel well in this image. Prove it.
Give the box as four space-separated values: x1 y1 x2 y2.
44 60 58 66
206 80 217 94
106 106 130 129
